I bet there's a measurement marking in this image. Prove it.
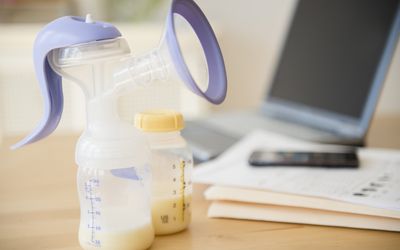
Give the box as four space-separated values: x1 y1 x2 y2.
85 178 101 247
180 160 186 222
160 215 169 224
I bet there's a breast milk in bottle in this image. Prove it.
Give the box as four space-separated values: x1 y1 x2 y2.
76 134 154 250
135 110 193 235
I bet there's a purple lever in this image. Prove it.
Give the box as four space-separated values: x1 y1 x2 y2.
166 0 227 104
11 16 121 149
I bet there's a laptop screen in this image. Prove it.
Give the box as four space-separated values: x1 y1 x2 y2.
268 0 399 119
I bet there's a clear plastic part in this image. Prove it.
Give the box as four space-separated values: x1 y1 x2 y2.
77 165 154 250
49 37 172 100
146 131 193 235
48 38 176 140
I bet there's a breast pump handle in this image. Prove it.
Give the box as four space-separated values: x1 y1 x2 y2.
12 0 227 149
10 17 121 149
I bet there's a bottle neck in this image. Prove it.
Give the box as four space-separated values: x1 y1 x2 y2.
86 94 135 139
77 94 148 168
145 131 185 149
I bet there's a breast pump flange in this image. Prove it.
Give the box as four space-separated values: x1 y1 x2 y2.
13 0 227 249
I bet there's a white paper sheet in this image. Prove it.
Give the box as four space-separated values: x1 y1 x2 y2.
193 130 400 211
208 200 400 232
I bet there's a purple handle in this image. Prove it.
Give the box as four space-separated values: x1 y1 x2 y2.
166 0 227 104
11 16 121 149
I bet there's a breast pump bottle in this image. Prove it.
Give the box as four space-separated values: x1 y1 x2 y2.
77 145 153 250
12 0 226 249
49 31 157 250
135 110 193 235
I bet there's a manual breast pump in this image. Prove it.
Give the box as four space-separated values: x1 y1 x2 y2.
13 0 226 249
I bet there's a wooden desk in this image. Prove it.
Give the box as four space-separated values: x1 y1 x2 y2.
1 116 400 250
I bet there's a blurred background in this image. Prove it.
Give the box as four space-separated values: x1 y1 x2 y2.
0 0 399 143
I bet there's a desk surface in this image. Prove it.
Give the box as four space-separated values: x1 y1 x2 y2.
1 116 400 250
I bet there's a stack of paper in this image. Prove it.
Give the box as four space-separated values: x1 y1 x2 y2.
193 130 400 231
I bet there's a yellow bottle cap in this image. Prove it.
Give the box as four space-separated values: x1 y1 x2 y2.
134 110 184 132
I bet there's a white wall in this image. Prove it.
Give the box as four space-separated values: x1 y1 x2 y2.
196 0 400 115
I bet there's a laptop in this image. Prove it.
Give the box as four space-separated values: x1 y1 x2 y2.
183 0 400 163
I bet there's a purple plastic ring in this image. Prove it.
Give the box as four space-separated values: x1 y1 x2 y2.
165 0 227 104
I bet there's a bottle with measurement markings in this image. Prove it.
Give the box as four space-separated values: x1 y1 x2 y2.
135 110 193 235
76 134 154 250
